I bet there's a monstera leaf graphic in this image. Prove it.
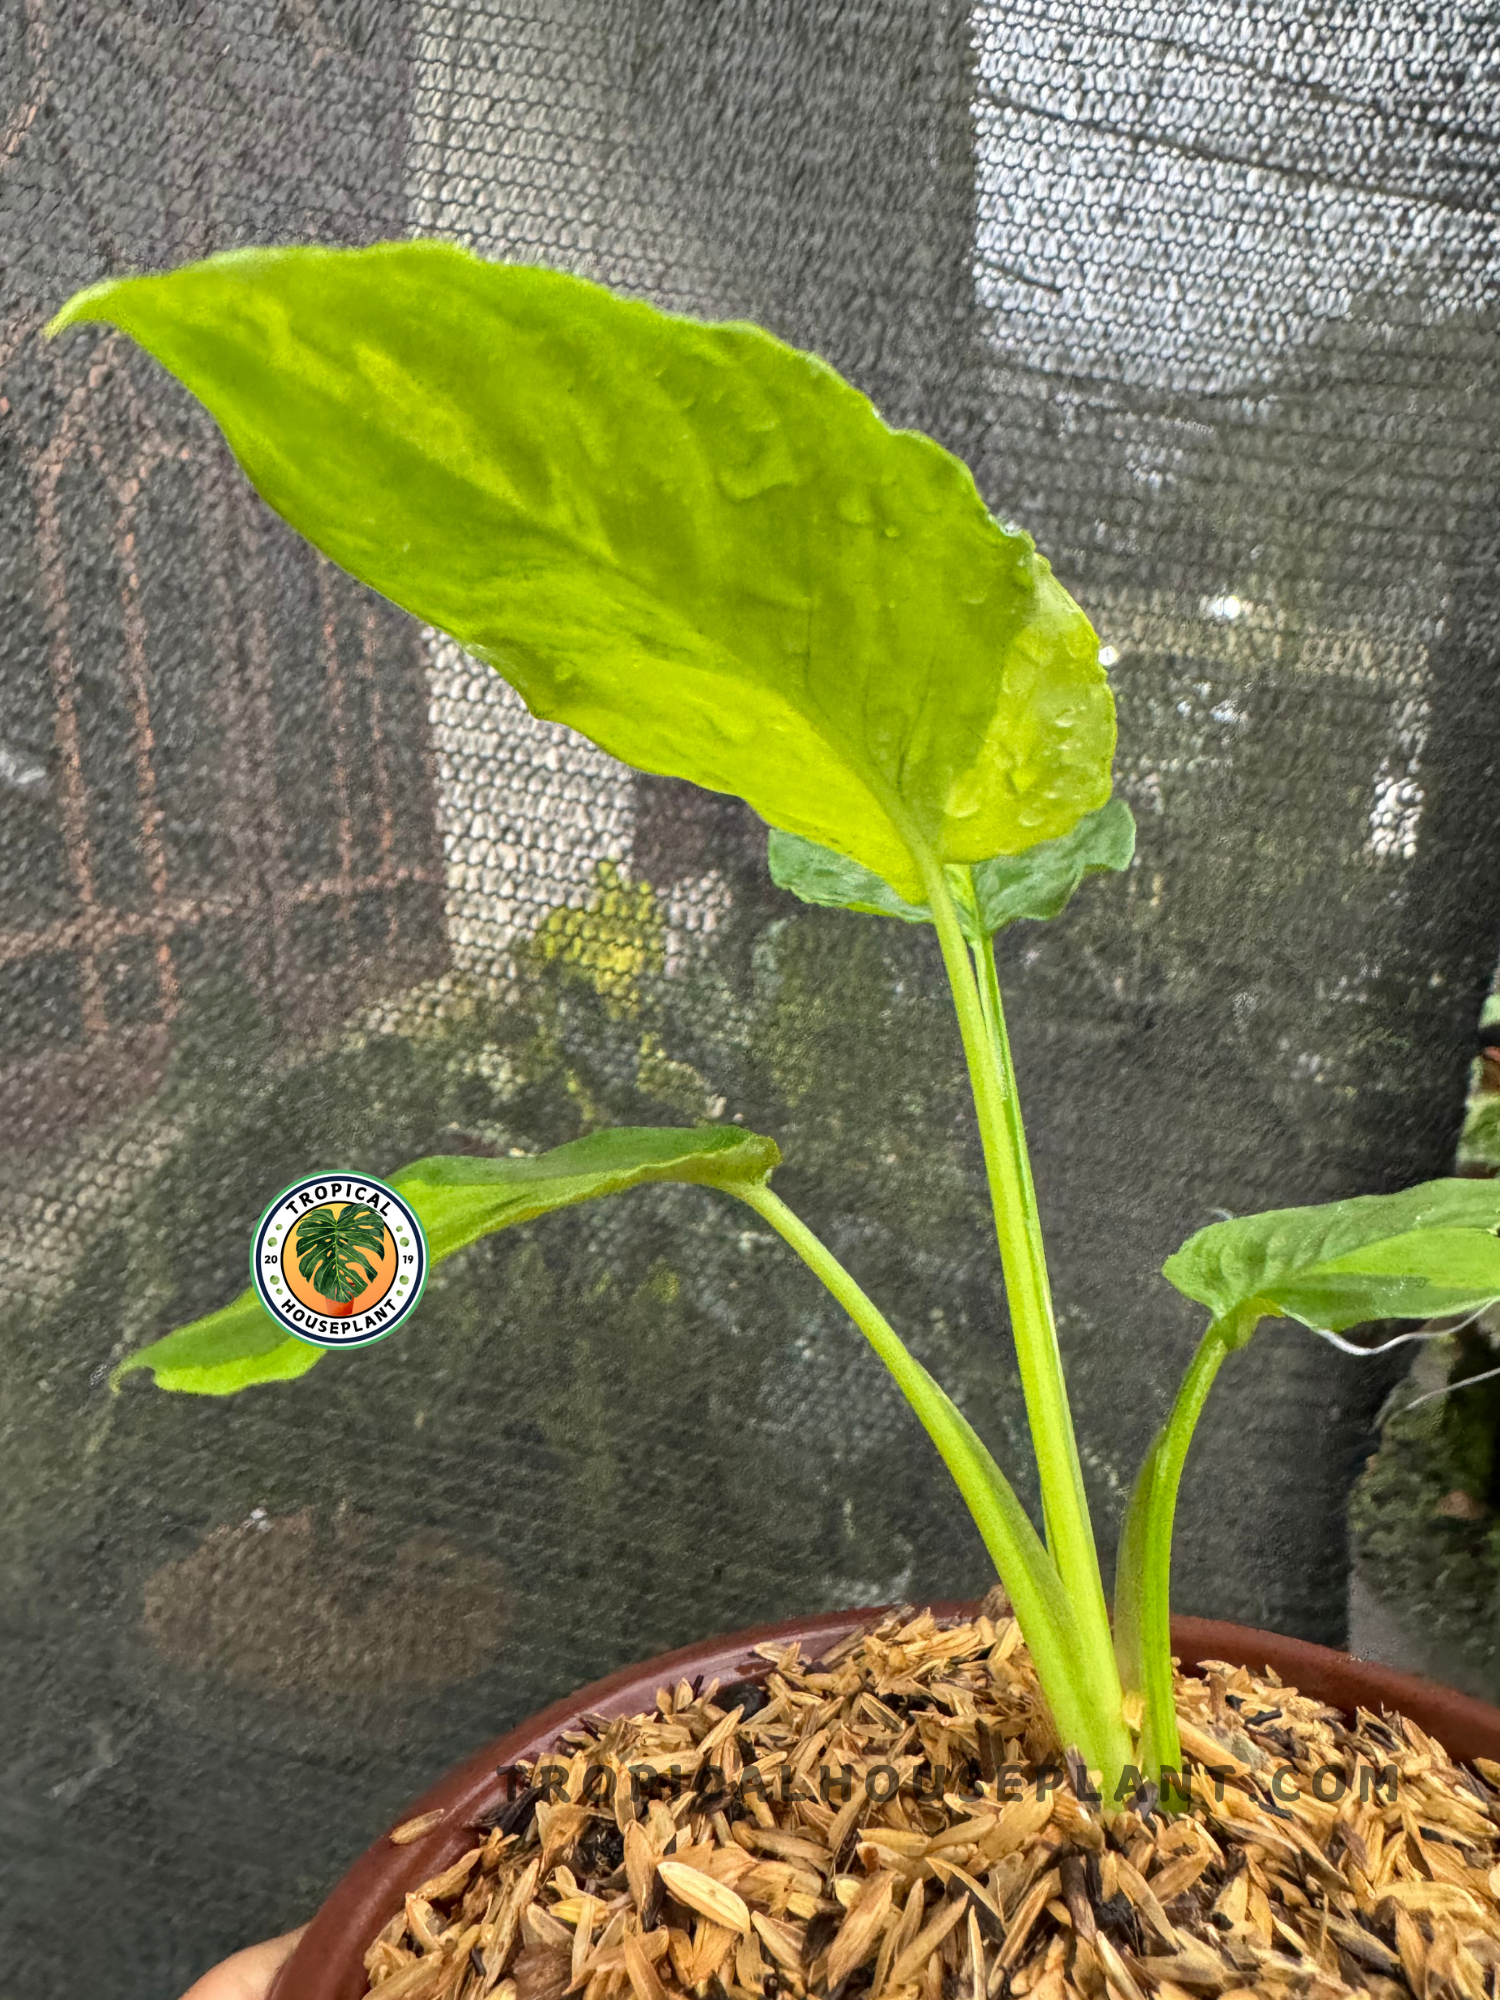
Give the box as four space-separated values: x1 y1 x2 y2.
294 1203 387 1306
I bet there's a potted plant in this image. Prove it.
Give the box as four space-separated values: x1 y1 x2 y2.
50 245 1500 2000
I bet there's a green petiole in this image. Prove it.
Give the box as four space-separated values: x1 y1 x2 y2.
1112 1309 1252 1789
735 1179 1110 1774
917 857 1131 1794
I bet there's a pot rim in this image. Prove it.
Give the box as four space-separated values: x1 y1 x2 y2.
269 1606 1500 2000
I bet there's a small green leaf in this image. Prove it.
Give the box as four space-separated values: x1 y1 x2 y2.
116 1125 779 1395
768 799 1135 940
969 797 1135 934
393 1123 779 1263
114 1295 323 1396
767 829 934 925
50 243 1115 901
1163 1180 1500 1338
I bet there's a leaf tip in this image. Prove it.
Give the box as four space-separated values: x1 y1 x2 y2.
108 1350 147 1393
46 279 124 341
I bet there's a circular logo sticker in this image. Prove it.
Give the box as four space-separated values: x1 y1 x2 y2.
251 1174 427 1349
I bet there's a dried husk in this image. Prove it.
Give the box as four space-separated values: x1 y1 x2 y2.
363 1609 1500 2000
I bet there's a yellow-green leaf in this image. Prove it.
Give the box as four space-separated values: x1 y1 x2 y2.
51 243 1114 899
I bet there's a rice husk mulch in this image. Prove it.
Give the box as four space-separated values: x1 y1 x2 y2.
362 1603 1500 2000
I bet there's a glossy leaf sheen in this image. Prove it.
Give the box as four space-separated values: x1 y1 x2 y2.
768 798 1134 940
1163 1180 1500 1336
116 1125 779 1395
51 243 1115 900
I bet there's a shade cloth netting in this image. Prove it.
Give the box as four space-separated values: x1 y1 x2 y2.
2 1 1499 1991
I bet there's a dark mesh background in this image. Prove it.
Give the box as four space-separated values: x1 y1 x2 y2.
3 3 1499 1992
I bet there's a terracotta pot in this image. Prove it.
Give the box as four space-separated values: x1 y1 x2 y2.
270 1607 1500 2000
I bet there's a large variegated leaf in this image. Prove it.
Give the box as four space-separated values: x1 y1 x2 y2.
51 243 1114 900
